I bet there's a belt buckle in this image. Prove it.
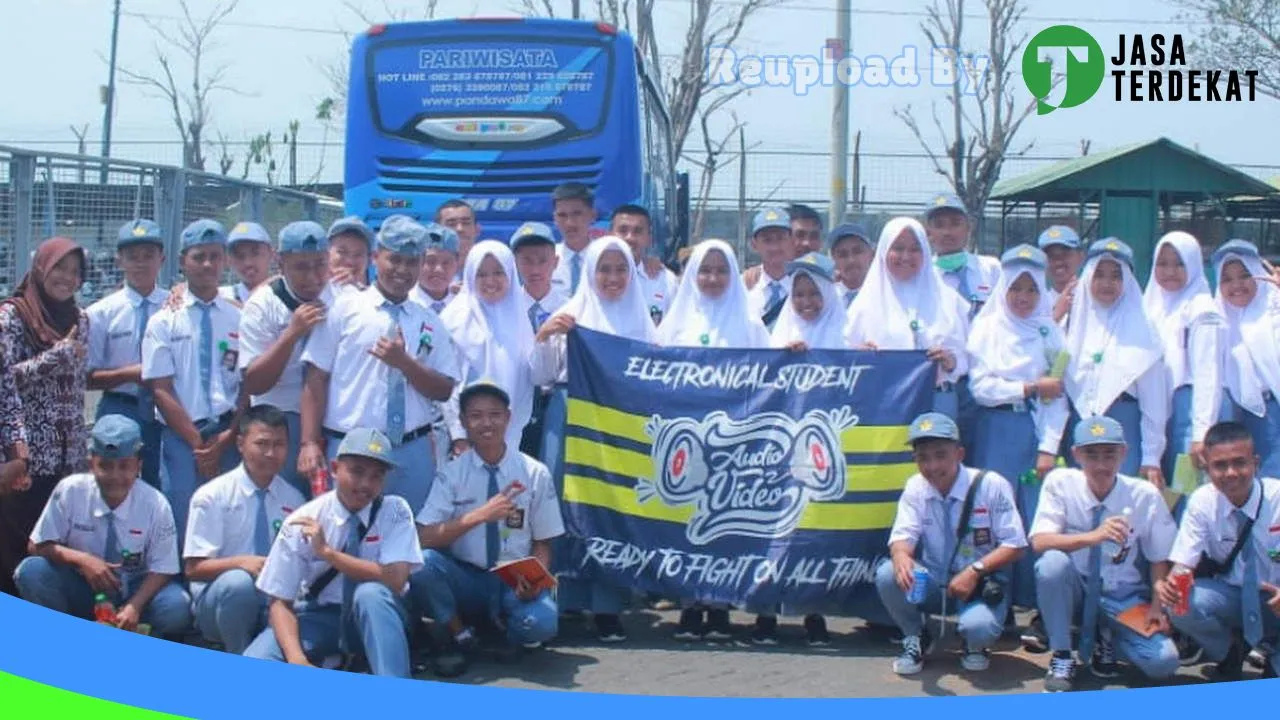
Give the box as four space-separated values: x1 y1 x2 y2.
1011 400 1026 413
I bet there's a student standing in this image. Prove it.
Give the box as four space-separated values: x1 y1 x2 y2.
326 217 374 290
611 205 678 325
550 182 599 297
510 223 570 460
410 223 461 314
436 199 482 273
221 222 275 305
1038 226 1086 325
828 223 874 309
87 220 168 490
744 209 796 330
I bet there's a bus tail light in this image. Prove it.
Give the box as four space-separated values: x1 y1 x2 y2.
367 24 388 35
596 22 617 35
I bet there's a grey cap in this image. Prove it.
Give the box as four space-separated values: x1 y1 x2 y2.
1073 415 1126 447
228 221 271 247
277 221 330 255
117 219 163 249
785 252 836 283
328 216 375 246
906 412 961 444
509 221 557 251
751 208 791 236
924 192 967 220
424 222 460 253
180 219 228 252
1000 244 1048 269
336 428 396 467
375 214 428 257
1037 225 1082 250
1087 238 1136 271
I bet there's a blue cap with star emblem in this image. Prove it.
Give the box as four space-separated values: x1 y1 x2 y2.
1211 238 1261 267
423 222 460 253
180 219 228 252
375 214 428 257
228 221 271 247
1073 415 1126 447
277 221 330 255
827 222 871 249
924 192 967 220
117 219 164 250
89 414 144 459
1087 237 1136 271
1037 225 1081 250
1000 244 1047 269
751 207 791 236
328 216 375 246
785 252 837 283
509 221 557 251
337 427 396 467
907 412 961 444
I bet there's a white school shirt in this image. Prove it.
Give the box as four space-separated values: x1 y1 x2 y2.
1162 311 1224 444
520 286 570 334
551 243 590 295
183 465 308 599
30 473 180 576
887 466 1027 579
1029 469 1177 598
141 292 242 424
745 271 794 323
1169 478 1280 588
237 282 340 414
968 349 1070 456
634 265 678 325
936 254 1002 311
220 282 253 305
417 448 565 568
255 491 423 605
301 286 460 436
1078 363 1170 469
410 284 458 316
86 285 170 397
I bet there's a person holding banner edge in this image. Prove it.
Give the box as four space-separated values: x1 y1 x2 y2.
875 412 1027 676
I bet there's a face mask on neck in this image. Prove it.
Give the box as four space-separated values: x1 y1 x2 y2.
934 250 969 273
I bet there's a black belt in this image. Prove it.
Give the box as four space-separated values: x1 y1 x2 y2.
103 391 139 405
1118 392 1138 403
992 402 1031 412
324 425 431 445
937 382 955 392
194 411 234 439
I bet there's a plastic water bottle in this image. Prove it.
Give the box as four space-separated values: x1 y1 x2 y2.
93 593 115 624
1103 507 1133 562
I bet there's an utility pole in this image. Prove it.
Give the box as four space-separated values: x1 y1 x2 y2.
100 0 123 182
828 0 851 227
572 0 581 18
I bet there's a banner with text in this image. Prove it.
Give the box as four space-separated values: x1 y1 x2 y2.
562 328 936 610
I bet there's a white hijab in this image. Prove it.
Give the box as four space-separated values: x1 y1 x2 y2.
770 267 845 349
553 236 657 343
1143 231 1220 383
656 239 770 348
967 259 1063 382
1063 250 1162 414
1214 250 1280 415
843 217 965 350
441 240 535 443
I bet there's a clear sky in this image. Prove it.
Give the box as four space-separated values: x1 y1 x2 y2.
3 0 1276 195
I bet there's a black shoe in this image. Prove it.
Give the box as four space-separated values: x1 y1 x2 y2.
1020 613 1049 654
674 608 705 641
1176 632 1203 666
595 613 628 643
1089 634 1121 679
705 609 733 641
751 615 779 645
804 614 831 646
1214 641 1244 681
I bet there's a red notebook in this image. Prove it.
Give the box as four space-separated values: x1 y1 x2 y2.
492 556 557 594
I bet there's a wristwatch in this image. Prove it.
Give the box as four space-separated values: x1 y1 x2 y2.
971 561 987 576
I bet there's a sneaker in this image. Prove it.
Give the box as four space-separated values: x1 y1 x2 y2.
1020 613 1049 653
893 634 924 675
1176 632 1203 666
1246 640 1274 669
1089 634 1120 678
751 615 779 645
961 642 991 672
1044 652 1076 693
1214 641 1245 680
674 608 705 641
595 613 628 643
705 609 733 641
804 614 831 646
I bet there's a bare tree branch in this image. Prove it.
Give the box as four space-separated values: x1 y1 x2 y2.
1172 0 1280 100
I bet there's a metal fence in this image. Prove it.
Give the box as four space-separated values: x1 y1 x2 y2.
0 145 344 305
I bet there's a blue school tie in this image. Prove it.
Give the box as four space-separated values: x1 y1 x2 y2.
198 302 214 417
528 301 543 333
947 267 972 302
136 298 155 419
843 290 856 309
431 300 446 315
486 464 501 568
1078 504 1106 662
940 495 958 578
384 303 406 444
340 511 363 653
1239 509 1264 647
570 252 583 295
767 281 785 314
253 487 271 556
103 511 121 564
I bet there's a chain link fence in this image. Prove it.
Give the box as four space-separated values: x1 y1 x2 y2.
0 145 344 304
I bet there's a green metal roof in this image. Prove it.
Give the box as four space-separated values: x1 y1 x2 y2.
990 137 1278 204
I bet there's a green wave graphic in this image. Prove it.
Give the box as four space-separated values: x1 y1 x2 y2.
0 671 191 718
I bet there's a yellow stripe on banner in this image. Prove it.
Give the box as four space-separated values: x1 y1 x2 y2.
566 398 650 446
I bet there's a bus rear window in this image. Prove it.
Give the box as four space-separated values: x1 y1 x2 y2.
368 38 614 144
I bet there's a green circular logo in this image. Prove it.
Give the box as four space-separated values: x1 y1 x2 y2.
1022 25 1106 115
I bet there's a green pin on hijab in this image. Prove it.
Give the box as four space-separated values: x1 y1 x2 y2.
699 333 710 345
1092 351 1104 364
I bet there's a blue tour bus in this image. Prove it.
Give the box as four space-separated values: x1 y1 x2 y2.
344 17 688 263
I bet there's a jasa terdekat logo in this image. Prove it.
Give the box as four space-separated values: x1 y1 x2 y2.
638 407 858 545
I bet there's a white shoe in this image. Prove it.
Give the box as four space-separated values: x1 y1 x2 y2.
893 635 924 675
961 646 991 672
